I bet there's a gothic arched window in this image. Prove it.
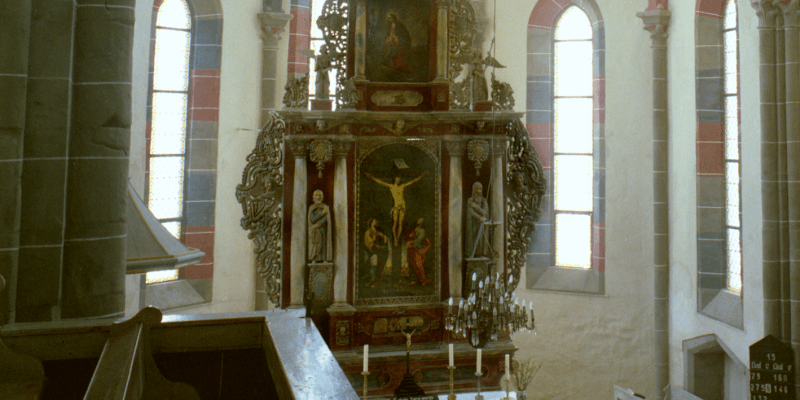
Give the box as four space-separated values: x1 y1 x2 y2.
723 0 741 293
146 0 192 283
553 7 594 269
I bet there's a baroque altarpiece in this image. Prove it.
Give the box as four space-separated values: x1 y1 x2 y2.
237 0 545 395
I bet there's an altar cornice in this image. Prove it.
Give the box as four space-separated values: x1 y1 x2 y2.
277 110 524 124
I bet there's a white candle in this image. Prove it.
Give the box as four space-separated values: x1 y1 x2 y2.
363 344 369 372
505 354 510 375
449 343 454 367
476 349 482 374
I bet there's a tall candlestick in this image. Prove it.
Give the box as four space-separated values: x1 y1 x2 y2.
449 343 454 367
476 349 482 374
363 344 369 372
505 354 510 375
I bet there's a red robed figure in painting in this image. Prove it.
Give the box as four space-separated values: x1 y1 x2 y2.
404 217 432 286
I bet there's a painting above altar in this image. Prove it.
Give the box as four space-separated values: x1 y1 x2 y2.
355 141 440 305
366 0 431 83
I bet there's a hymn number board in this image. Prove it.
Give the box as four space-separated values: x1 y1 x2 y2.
749 335 795 400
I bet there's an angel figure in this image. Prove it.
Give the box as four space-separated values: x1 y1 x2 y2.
299 44 336 100
456 50 506 103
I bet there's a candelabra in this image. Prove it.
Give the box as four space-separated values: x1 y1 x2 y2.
445 272 535 348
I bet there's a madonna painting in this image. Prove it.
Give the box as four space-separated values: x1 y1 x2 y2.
366 0 431 83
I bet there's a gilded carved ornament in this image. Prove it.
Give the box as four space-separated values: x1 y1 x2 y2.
309 139 333 178
236 113 286 306
467 140 489 175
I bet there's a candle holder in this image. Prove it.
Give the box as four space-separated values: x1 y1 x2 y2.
447 365 456 400
361 370 370 399
502 374 511 400
474 371 483 400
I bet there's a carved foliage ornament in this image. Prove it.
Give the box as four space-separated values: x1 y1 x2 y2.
448 0 478 82
317 0 349 106
491 73 515 111
283 75 309 108
309 139 333 178
505 119 547 292
467 139 489 175
236 112 286 306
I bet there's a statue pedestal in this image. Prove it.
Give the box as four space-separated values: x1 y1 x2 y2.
472 101 493 112
311 99 333 110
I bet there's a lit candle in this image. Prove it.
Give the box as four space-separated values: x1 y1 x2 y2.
505 354 510 376
476 349 482 374
449 343 454 367
363 344 369 372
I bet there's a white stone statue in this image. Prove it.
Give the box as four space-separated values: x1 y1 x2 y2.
307 190 332 262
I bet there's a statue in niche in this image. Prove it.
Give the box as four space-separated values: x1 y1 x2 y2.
307 190 332 263
364 171 428 247
364 218 389 287
466 181 489 258
404 217 433 286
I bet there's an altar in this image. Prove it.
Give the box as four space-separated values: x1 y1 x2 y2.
236 0 545 396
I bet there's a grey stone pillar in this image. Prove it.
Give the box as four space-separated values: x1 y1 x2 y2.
637 8 670 398
433 0 449 83
491 138 506 273
61 0 136 319
353 0 367 81
258 12 292 121
16 0 77 323
331 139 352 307
0 0 32 325
445 138 465 299
288 139 309 308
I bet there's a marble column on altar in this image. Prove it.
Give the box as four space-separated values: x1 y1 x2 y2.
491 138 506 274
289 139 309 308
445 138 465 299
331 139 353 307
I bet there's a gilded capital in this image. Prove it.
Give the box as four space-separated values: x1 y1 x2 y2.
333 140 353 158
287 139 310 158
444 139 467 157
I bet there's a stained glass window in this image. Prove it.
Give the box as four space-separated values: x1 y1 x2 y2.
146 0 191 284
553 6 593 269
308 0 336 106
723 0 742 293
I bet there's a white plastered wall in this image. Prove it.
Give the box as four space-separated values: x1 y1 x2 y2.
666 0 763 392
496 0 657 398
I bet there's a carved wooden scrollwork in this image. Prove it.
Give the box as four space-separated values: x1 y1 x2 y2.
236 112 286 306
491 73 515 111
283 75 309 108
448 0 478 81
505 119 547 292
317 0 349 107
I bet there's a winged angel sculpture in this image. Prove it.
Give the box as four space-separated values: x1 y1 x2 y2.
299 45 337 101
454 50 506 103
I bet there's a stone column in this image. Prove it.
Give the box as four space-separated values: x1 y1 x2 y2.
353 0 367 81
0 0 32 324
61 0 136 320
331 139 352 307
433 0 449 83
637 8 670 398
445 138 465 299
288 139 309 308
258 12 292 121
491 138 506 273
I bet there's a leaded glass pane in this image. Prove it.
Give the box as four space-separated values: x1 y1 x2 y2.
157 0 191 30
554 41 592 97
151 93 188 155
725 96 739 160
554 7 592 41
146 269 179 284
727 227 742 293
726 162 740 228
555 213 591 268
554 98 592 154
724 31 738 95
153 29 190 92
555 154 593 212
148 156 184 220
724 0 737 30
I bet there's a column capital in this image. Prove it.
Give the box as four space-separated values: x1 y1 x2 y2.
444 137 467 157
258 12 293 47
332 140 353 158
636 9 671 46
491 137 508 155
287 138 310 158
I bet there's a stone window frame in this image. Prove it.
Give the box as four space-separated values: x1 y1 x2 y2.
695 0 743 329
143 0 223 309
525 0 606 295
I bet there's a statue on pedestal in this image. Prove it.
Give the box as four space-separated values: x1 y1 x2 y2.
466 181 489 258
308 190 332 263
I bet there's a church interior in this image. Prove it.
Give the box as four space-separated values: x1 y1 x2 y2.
1 0 799 399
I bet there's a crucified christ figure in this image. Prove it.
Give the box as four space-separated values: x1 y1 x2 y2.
364 171 428 247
